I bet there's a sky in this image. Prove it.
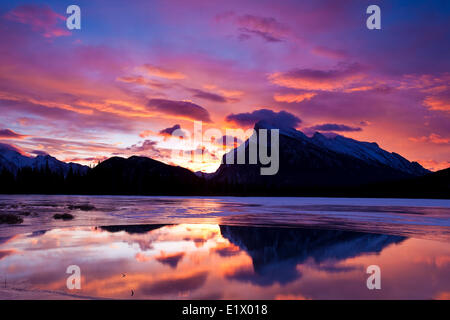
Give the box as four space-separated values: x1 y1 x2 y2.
0 0 449 172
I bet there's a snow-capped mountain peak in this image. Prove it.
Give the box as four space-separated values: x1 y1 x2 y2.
309 131 429 175
249 122 429 176
0 143 89 177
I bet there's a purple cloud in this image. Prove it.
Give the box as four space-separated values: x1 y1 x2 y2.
270 64 365 91
216 12 291 43
309 123 362 132
225 108 301 128
5 4 70 38
147 99 212 122
190 89 228 103
126 140 159 154
0 129 27 139
159 124 182 136
236 14 290 42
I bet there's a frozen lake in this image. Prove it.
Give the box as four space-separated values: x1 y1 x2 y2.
0 195 449 299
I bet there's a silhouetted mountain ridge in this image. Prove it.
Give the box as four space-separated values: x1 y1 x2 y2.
211 121 430 192
0 125 448 197
85 156 202 195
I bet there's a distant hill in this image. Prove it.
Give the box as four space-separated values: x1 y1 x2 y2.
361 167 450 199
84 156 202 195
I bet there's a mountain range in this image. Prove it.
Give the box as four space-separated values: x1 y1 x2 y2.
0 122 448 198
0 143 88 177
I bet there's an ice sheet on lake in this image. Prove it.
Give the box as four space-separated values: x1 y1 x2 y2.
0 195 449 241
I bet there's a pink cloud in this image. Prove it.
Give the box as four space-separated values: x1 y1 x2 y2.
188 88 239 103
423 93 450 112
147 99 212 122
416 159 450 172
4 4 70 38
142 64 186 80
409 134 450 145
0 129 28 139
126 140 159 154
236 14 290 42
63 156 108 163
274 92 316 103
216 12 292 43
117 76 171 90
139 130 156 138
311 46 348 60
269 64 366 91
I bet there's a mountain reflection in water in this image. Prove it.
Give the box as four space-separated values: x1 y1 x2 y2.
0 224 448 299
220 226 405 286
